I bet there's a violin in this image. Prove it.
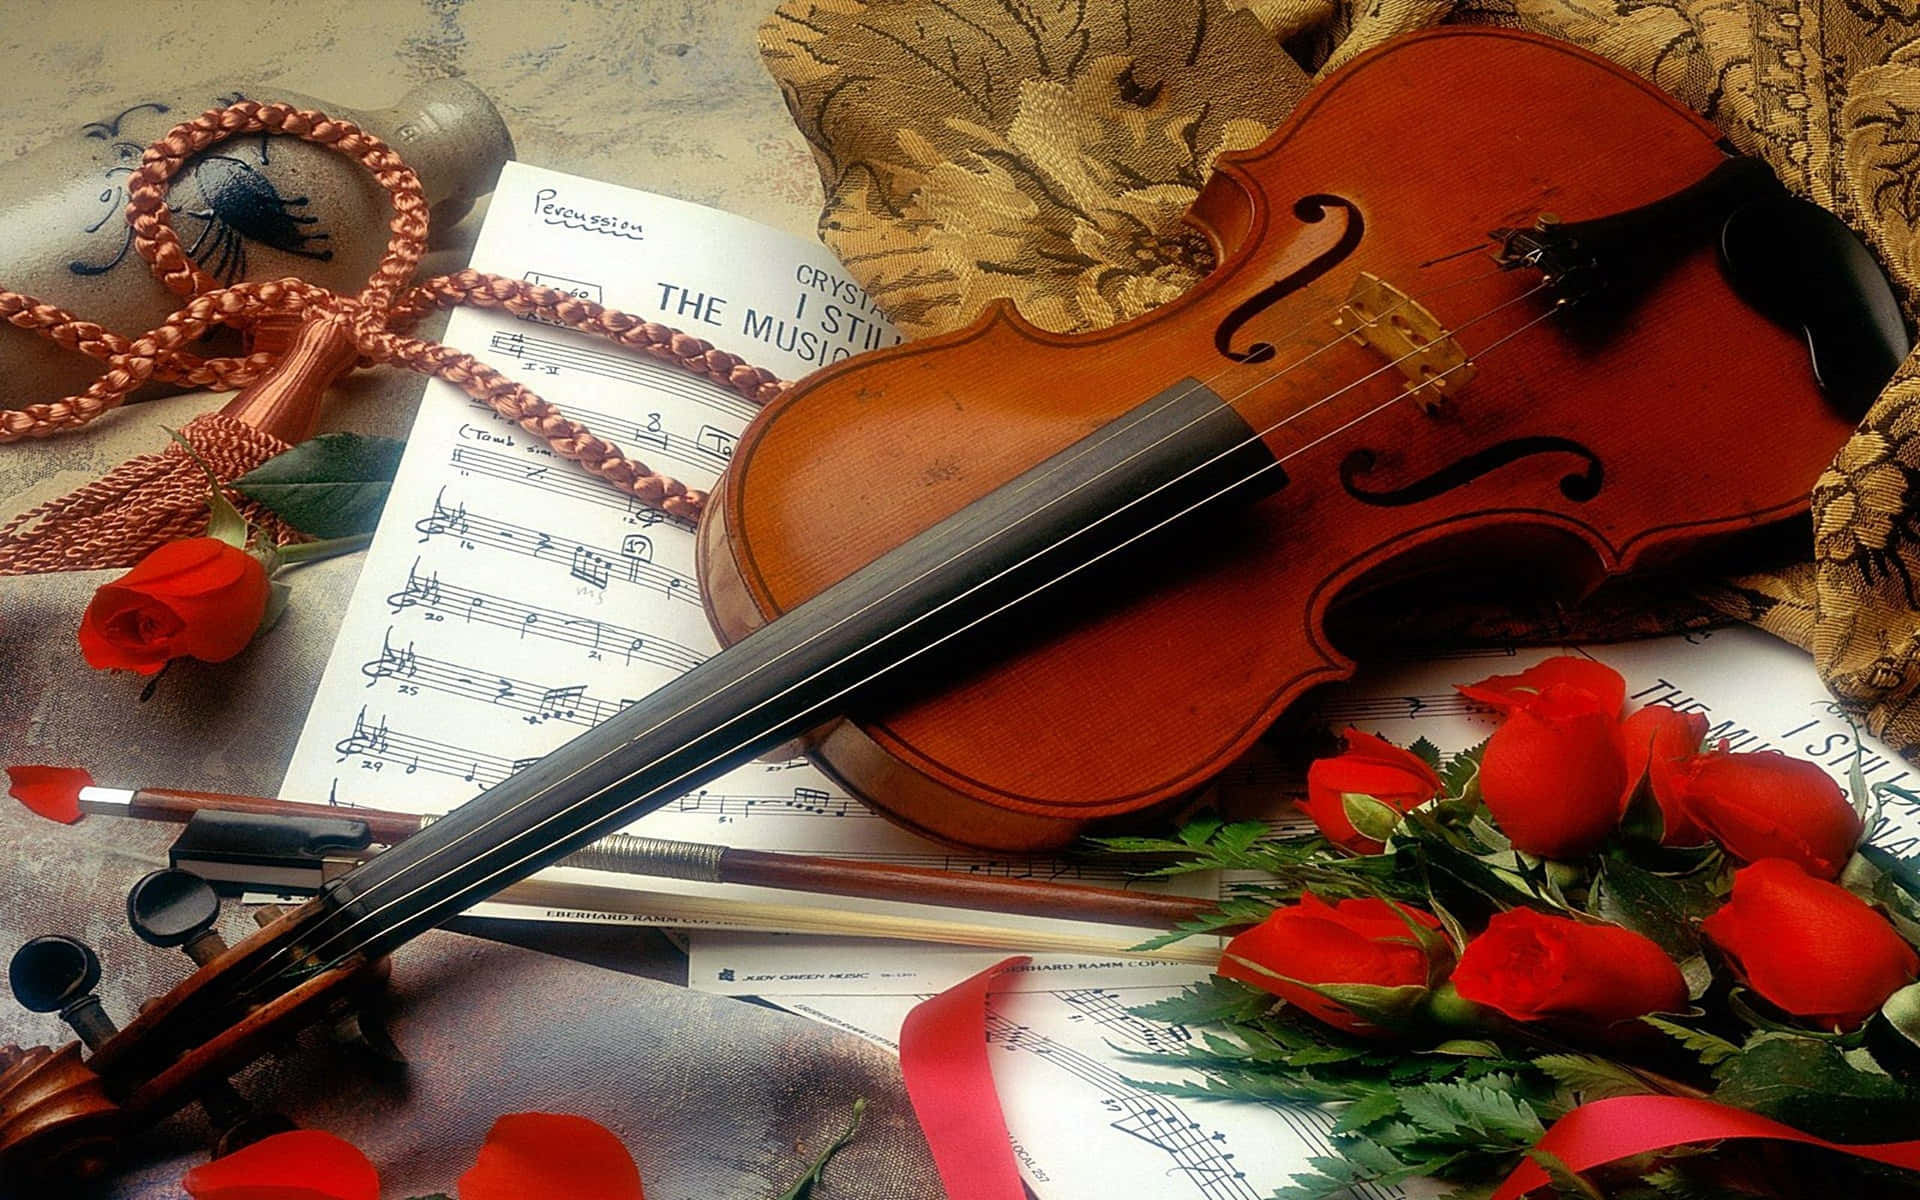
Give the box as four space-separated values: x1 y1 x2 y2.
2 26 1907 1189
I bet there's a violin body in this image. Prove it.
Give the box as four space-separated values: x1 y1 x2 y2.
699 27 1859 850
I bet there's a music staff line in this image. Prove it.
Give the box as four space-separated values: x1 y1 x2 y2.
453 421 730 497
332 708 867 818
489 329 760 425
1313 691 1491 723
985 1012 1261 1200
362 629 639 731
386 560 707 674
415 489 701 607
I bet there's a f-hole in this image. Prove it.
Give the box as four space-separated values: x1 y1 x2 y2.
1214 195 1364 364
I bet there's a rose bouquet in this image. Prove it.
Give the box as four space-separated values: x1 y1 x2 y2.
1101 657 1920 1198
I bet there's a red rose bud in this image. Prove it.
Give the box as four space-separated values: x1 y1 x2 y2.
1672 750 1862 879
5 764 93 824
1477 690 1628 859
1702 858 1919 1030
1619 704 1710 845
1218 893 1449 1036
1302 729 1443 854
1452 908 1687 1026
1457 656 1625 719
78 537 270 675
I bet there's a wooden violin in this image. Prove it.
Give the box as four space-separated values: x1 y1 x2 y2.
2 26 1907 1189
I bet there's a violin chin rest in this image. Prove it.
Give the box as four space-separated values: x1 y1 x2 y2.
1719 195 1912 421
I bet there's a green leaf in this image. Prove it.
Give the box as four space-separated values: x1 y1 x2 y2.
1531 1053 1655 1101
1588 856 1716 960
1439 738 1489 802
1642 1016 1740 1068
164 425 251 547
207 485 250 548
1177 812 1224 847
1332 1089 1402 1133
1343 792 1403 844
1395 1077 1544 1143
1713 1034 1918 1140
233 433 406 538
1407 736 1444 769
1129 977 1273 1026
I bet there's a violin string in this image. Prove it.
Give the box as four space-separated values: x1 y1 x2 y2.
984 262 1509 511
251 282 1564 994
225 256 1519 996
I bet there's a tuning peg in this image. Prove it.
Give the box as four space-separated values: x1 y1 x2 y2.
127 869 227 966
9 936 118 1050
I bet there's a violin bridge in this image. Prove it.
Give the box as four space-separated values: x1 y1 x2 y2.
1331 272 1476 411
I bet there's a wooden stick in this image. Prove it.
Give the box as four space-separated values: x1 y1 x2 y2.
83 786 1221 932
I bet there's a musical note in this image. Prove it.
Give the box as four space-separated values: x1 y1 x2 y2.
537 684 586 721
569 545 612 589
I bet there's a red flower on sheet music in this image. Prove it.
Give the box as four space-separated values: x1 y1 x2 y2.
1451 908 1687 1027
181 1114 647 1200
1703 858 1918 1030
1473 678 1628 859
1672 749 1863 878
1217 894 1450 1035
1618 704 1711 845
77 537 269 675
1302 728 1443 853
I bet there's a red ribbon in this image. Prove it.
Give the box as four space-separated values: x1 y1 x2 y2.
899 956 1031 1200
1492 1094 1920 1197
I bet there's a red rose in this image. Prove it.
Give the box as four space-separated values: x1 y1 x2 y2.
1702 858 1919 1030
1619 704 1710 845
1452 908 1687 1025
1458 656 1625 719
1476 688 1628 859
1302 729 1443 854
1218 893 1448 1035
1671 750 1861 878
78 537 269 675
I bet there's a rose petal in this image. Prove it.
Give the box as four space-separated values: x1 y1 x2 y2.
1457 657 1626 718
460 1113 645 1200
183 1130 379 1200
5 765 92 824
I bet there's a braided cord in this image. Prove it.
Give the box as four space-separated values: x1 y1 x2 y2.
0 100 790 524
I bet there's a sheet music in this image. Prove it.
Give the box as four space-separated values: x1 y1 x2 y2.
281 163 1212 966
778 986 1433 1200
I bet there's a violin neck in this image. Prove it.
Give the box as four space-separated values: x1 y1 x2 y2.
315 380 1281 960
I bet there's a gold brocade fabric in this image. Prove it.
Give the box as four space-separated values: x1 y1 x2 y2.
757 0 1920 745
